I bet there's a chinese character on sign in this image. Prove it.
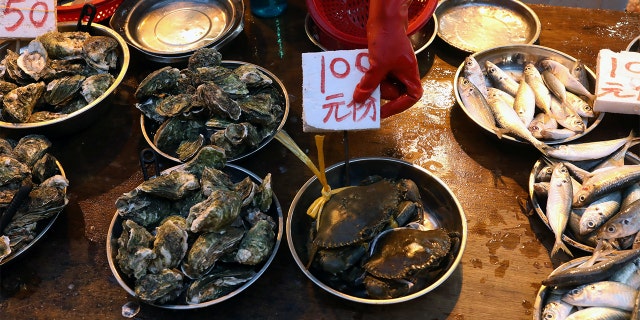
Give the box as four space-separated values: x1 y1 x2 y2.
302 49 381 132
594 49 640 114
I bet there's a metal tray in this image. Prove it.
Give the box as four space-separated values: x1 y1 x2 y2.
109 0 243 62
436 0 540 53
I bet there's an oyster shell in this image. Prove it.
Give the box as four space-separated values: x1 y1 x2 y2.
2 82 45 123
186 189 242 233
116 219 155 279
44 74 85 106
176 135 205 163
115 189 173 228
187 47 222 70
235 219 276 265
148 216 189 273
82 36 118 71
0 156 30 186
36 31 89 59
135 169 199 200
185 268 256 304
135 66 181 99
12 134 51 168
16 40 49 81
135 268 184 304
181 226 245 279
197 82 241 121
80 73 115 102
5 175 69 230
0 235 11 262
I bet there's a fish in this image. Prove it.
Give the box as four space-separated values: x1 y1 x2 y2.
463 56 488 98
609 256 640 286
485 61 519 96
457 77 497 130
622 182 640 209
548 96 585 133
486 92 549 154
563 91 595 118
540 58 596 103
546 162 573 256
541 128 578 140
546 132 637 161
542 291 575 320
529 112 558 139
542 248 640 287
571 59 591 89
523 62 552 114
578 191 622 235
598 198 640 240
542 69 568 103
592 135 640 172
487 87 515 107
562 280 637 311
513 79 536 126
563 306 630 320
574 165 640 208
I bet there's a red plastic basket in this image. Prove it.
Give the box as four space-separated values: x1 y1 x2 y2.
306 0 437 48
57 0 124 23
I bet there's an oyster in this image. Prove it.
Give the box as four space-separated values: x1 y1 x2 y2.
82 36 118 71
2 82 46 123
176 135 205 162
116 219 155 279
200 167 234 197
31 153 60 184
44 74 85 106
187 47 222 70
3 49 31 84
233 64 273 88
135 169 200 200
186 189 242 233
148 216 189 273
80 73 115 102
12 134 52 168
115 189 173 228
135 268 184 304
182 227 245 279
155 93 194 118
0 156 31 186
5 175 69 230
197 82 241 121
16 40 49 81
0 235 11 262
235 219 276 265
36 31 89 59
239 93 276 125
135 66 181 99
185 268 256 304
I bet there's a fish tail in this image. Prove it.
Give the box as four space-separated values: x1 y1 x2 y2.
551 238 573 257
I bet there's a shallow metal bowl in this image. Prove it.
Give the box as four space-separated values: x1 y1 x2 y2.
454 44 604 146
304 13 438 55
436 0 540 53
626 35 640 52
109 0 243 63
0 22 130 137
532 256 589 320
140 60 289 163
287 157 467 304
106 163 283 309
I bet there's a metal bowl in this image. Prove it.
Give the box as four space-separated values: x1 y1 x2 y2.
454 44 604 146
287 157 467 304
626 35 640 52
109 0 243 63
0 156 66 266
106 163 283 309
532 256 589 320
0 22 130 137
435 0 540 53
529 152 640 253
304 13 438 55
140 60 289 163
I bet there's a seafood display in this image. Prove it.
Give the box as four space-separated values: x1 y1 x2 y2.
305 176 460 300
136 48 288 162
0 134 68 264
0 29 123 124
535 249 640 320
530 133 640 253
108 146 282 307
455 45 602 149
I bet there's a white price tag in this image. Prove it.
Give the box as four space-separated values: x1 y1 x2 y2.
0 0 57 39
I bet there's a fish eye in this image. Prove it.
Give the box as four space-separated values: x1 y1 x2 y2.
607 225 616 233
623 219 631 225
587 221 595 228
570 288 579 295
579 195 586 202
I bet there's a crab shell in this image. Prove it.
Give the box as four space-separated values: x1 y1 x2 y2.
312 178 421 249
363 228 452 279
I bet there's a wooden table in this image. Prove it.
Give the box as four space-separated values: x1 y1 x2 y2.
1 3 640 319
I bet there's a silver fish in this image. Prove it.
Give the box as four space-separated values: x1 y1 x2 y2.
543 291 575 320
563 91 594 118
574 165 640 207
564 306 629 320
523 62 552 114
571 59 591 90
562 280 637 311
578 191 621 235
463 56 488 98
485 61 519 96
542 69 568 103
547 162 573 256
457 77 496 130
540 58 596 103
592 134 639 172
541 128 578 140
486 93 549 153
547 133 636 161
549 96 585 133
529 112 558 139
487 87 515 107
514 79 536 126
622 182 640 209
599 198 640 240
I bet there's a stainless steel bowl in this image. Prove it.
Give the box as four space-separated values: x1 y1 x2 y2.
626 35 640 52
454 44 604 146
287 157 467 304
435 0 540 53
532 256 589 320
106 163 283 309
0 22 130 136
109 0 243 63
140 60 289 163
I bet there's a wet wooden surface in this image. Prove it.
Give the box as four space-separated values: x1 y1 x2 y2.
1 3 640 319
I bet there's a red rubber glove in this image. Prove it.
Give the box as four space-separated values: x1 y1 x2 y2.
353 0 423 119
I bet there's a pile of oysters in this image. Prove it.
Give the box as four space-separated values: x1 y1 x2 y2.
0 30 121 123
110 146 280 306
135 48 286 162
0 134 69 263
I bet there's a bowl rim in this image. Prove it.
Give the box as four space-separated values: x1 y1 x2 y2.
286 156 468 304
0 22 130 130
453 43 604 146
106 162 284 309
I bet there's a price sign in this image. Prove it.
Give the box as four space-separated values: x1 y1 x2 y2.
0 0 57 39
302 49 381 132
594 49 640 115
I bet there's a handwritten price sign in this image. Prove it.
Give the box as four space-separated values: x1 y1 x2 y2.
302 49 380 132
594 49 640 115
0 0 57 39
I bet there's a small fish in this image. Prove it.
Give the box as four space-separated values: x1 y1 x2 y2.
592 134 640 172
463 56 488 98
546 133 636 161
609 256 640 285
622 182 640 209
542 69 568 103
571 59 591 89
485 61 519 96
546 162 573 257
564 307 630 320
487 87 515 106
486 93 549 153
457 77 496 130
541 128 578 140
549 97 585 133
562 280 637 311
523 63 552 114
574 165 640 207
540 58 596 103
542 291 575 320
529 112 558 139
513 79 536 126
598 198 640 240
578 191 621 235
563 91 595 118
